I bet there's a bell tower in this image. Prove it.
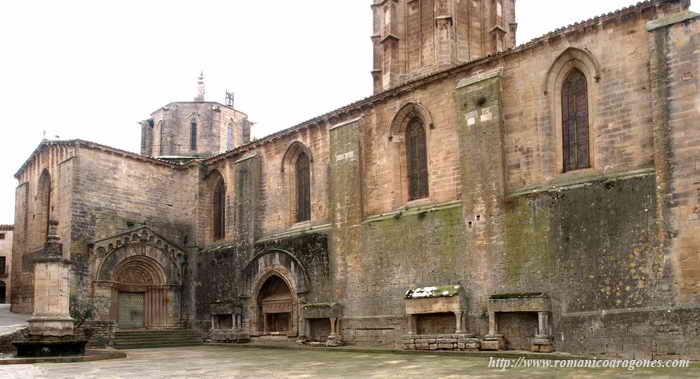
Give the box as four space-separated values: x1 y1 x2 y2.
371 0 517 93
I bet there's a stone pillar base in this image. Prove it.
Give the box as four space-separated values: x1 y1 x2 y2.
28 316 75 337
296 336 308 345
531 336 554 353
325 335 343 347
463 337 482 351
480 335 505 351
402 334 479 351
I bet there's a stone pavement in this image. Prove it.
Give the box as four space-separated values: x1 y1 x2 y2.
0 304 28 335
0 345 697 379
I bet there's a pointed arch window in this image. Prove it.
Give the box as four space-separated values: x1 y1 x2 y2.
295 152 311 222
37 170 51 242
406 117 429 201
190 120 198 151
562 69 590 172
213 179 226 240
159 121 166 156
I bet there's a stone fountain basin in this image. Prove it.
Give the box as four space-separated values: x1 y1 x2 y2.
13 336 88 357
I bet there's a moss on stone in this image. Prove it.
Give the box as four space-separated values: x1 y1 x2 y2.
503 196 553 284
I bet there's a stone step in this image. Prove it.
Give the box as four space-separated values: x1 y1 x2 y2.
114 333 201 338
114 334 201 340
112 329 203 349
114 343 202 350
114 337 202 343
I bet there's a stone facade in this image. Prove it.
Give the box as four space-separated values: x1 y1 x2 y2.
9 0 700 359
0 225 12 304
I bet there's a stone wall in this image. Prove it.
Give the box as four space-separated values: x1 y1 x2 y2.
194 233 331 335
11 142 77 313
71 145 197 308
79 321 116 348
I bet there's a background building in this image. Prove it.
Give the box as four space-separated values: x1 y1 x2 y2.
0 225 13 304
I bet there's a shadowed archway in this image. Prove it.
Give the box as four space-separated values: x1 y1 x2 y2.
257 275 294 335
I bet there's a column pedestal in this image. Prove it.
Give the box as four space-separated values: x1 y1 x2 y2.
325 317 342 347
14 221 86 357
531 311 554 353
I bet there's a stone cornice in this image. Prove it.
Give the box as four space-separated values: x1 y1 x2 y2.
15 139 181 179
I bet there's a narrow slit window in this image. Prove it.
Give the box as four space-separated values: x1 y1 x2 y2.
296 152 311 222
213 180 226 240
406 117 429 200
191 120 198 151
562 69 590 172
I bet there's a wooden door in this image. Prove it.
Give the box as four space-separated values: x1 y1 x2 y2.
119 292 145 329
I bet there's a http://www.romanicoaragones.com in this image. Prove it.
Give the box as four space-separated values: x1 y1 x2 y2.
488 357 690 371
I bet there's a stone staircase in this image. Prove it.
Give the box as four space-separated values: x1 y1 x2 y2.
113 329 202 350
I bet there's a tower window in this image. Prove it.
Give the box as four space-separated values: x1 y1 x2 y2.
191 120 198 151
0 233 5 240
406 117 429 201
562 69 590 172
227 124 234 151
296 152 311 222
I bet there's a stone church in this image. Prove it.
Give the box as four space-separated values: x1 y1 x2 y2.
9 0 700 358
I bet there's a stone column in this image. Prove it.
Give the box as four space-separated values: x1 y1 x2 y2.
532 311 554 353
329 317 337 337
537 312 549 337
488 312 497 336
407 315 417 335
28 221 74 337
454 311 464 334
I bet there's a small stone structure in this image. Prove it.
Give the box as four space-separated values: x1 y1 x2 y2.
402 285 480 351
13 221 86 357
300 303 343 347
208 300 249 343
485 293 553 353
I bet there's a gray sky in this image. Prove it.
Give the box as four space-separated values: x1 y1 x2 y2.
1 1 697 224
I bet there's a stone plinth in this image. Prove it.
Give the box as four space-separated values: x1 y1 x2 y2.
481 335 506 351
28 258 73 337
15 220 85 357
402 334 480 351
209 329 250 344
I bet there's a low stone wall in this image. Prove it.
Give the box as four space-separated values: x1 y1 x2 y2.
207 329 250 344
401 334 481 351
79 321 116 348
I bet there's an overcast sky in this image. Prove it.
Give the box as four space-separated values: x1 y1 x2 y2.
0 1 697 224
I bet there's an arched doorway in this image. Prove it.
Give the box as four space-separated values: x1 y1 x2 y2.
113 256 168 329
92 227 185 330
258 275 293 335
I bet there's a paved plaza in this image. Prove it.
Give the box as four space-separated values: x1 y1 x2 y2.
0 305 28 335
0 346 697 379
